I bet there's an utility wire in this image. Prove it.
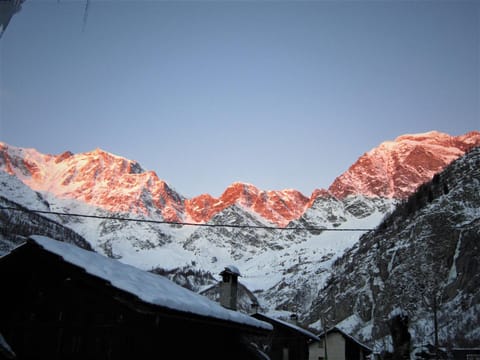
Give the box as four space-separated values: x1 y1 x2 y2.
0 206 373 232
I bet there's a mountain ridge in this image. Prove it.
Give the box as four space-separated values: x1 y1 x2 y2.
329 130 480 198
1 130 478 227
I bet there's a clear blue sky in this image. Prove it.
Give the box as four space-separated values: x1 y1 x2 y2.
1 0 479 197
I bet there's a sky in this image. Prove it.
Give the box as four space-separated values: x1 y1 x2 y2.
0 0 479 198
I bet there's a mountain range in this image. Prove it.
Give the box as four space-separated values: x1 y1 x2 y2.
1 130 478 225
1 130 479 351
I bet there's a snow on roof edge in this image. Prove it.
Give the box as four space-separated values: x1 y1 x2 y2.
27 235 272 332
222 264 241 276
254 313 320 341
319 327 372 351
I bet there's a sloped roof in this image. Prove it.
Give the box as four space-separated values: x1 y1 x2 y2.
0 332 16 359
318 327 372 352
252 313 320 341
18 236 272 332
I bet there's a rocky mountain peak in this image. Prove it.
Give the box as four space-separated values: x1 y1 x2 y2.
221 182 261 206
0 143 184 221
328 130 480 199
186 181 309 226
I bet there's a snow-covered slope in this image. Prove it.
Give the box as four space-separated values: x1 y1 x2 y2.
256 195 394 315
0 171 91 254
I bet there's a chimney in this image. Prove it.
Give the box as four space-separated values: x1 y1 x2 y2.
251 301 259 314
219 265 241 311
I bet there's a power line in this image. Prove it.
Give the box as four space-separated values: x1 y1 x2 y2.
0 206 373 232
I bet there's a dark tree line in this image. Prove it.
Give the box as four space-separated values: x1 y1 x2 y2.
375 173 448 233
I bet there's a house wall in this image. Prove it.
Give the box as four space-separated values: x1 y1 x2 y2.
309 332 346 360
309 340 323 360
251 314 313 360
269 328 309 360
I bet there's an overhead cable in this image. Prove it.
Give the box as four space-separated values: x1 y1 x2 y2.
0 206 373 232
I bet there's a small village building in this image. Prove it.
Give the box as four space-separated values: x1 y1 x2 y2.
0 236 273 360
252 313 320 360
309 327 372 360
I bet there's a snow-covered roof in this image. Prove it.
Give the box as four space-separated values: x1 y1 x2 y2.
319 327 372 352
26 236 272 332
253 313 320 341
0 332 16 359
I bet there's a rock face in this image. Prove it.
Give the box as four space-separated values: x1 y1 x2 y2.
183 204 279 260
329 131 480 198
306 146 480 349
186 182 310 226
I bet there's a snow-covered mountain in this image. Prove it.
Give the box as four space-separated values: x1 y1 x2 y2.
0 130 479 331
0 144 185 221
329 130 480 198
305 145 480 351
186 182 311 227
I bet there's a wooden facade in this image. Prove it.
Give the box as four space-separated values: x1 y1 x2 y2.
0 238 272 359
252 313 320 360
